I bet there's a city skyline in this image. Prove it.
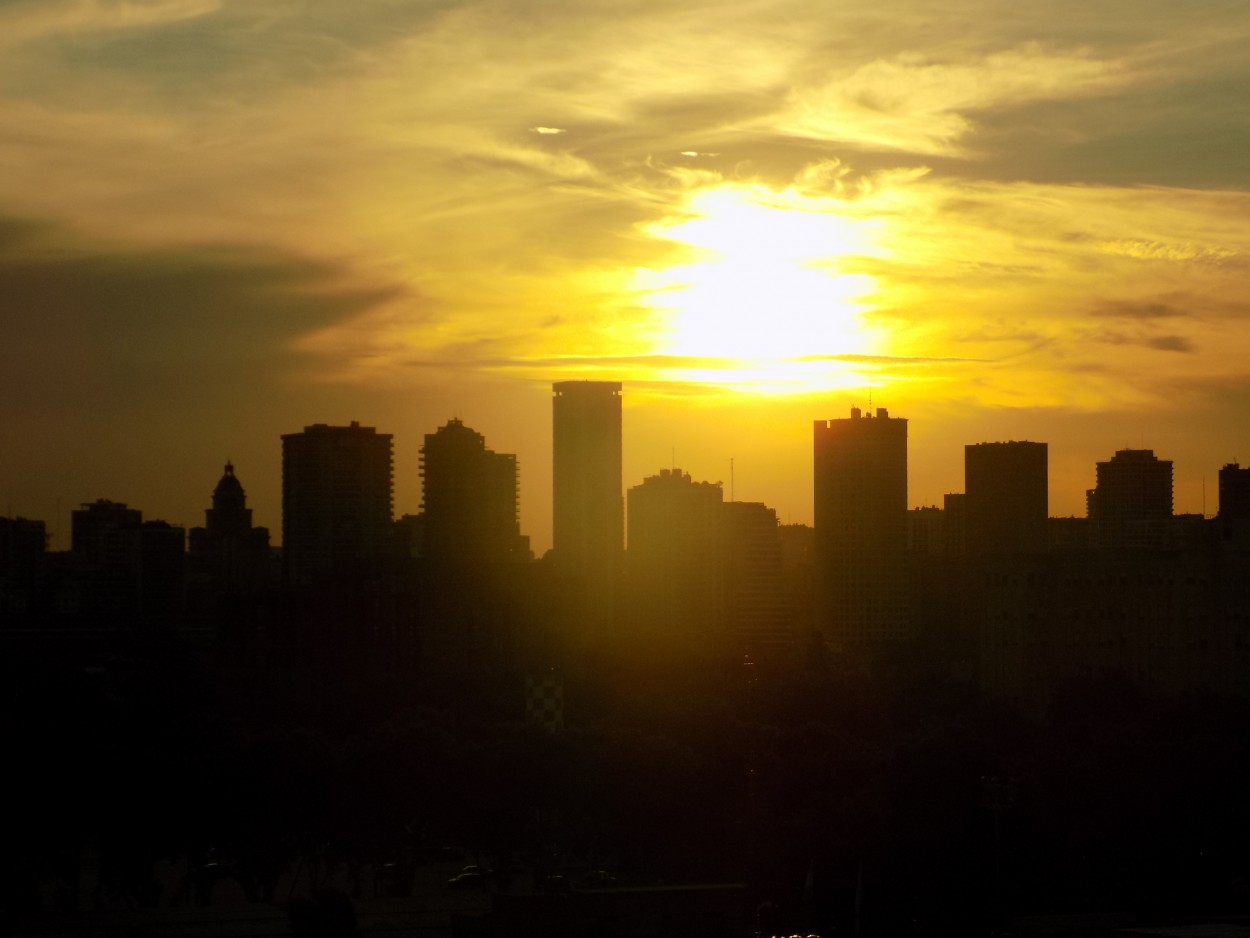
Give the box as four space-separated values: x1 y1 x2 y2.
10 398 1245 556
3 2 1250 553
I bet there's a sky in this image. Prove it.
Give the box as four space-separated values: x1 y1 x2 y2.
3 0 1250 552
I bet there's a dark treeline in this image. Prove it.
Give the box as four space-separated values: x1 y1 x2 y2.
6 618 1250 937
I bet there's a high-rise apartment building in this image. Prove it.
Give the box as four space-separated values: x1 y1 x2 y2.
1087 448 1172 549
420 418 530 564
281 422 393 585
964 441 1048 556
552 381 622 585
813 407 909 648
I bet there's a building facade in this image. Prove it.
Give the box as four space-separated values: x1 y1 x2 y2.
281 422 394 586
965 441 1049 556
1087 449 1173 549
419 418 530 564
813 406 909 650
626 468 724 652
552 382 623 608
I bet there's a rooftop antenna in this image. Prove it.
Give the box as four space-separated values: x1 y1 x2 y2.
730 457 735 502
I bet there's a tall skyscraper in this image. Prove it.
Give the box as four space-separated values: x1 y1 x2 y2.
420 418 530 564
281 422 393 586
964 441 1048 556
552 381 622 585
813 406 909 649
1087 448 1172 549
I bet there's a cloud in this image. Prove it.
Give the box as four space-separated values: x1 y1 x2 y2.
0 0 219 46
1092 299 1190 320
1146 335 1196 353
0 217 399 409
776 45 1133 156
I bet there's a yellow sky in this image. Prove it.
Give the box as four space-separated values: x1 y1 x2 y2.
2 0 1249 549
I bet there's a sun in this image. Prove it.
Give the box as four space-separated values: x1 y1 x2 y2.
633 183 889 389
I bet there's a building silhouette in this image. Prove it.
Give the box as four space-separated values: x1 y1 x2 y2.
1 516 46 623
625 468 723 655
419 418 530 564
723 501 791 661
1219 462 1250 533
281 422 393 586
552 382 622 613
72 499 142 571
188 462 271 597
1087 448 1173 549
67 499 184 624
813 406 909 650
965 441 1048 556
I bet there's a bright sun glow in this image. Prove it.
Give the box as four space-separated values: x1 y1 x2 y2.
633 184 889 391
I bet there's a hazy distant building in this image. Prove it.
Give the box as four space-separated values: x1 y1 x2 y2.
943 492 967 556
723 501 791 659
777 523 817 648
552 381 622 604
907 506 946 556
1047 516 1093 551
188 462 271 596
626 468 723 648
813 406 909 649
965 441 1048 556
1087 448 1173 550
281 422 394 586
419 418 530 564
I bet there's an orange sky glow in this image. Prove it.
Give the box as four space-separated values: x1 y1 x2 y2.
3 0 1250 551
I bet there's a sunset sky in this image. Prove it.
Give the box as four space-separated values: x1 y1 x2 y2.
3 0 1250 551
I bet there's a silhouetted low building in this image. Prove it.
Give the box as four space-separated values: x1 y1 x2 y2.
60 499 184 627
980 545 1250 713
0 515 46 624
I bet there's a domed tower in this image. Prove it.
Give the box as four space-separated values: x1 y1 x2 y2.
189 462 270 597
206 462 251 537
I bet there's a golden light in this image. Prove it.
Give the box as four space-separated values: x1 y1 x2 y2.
633 183 890 391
